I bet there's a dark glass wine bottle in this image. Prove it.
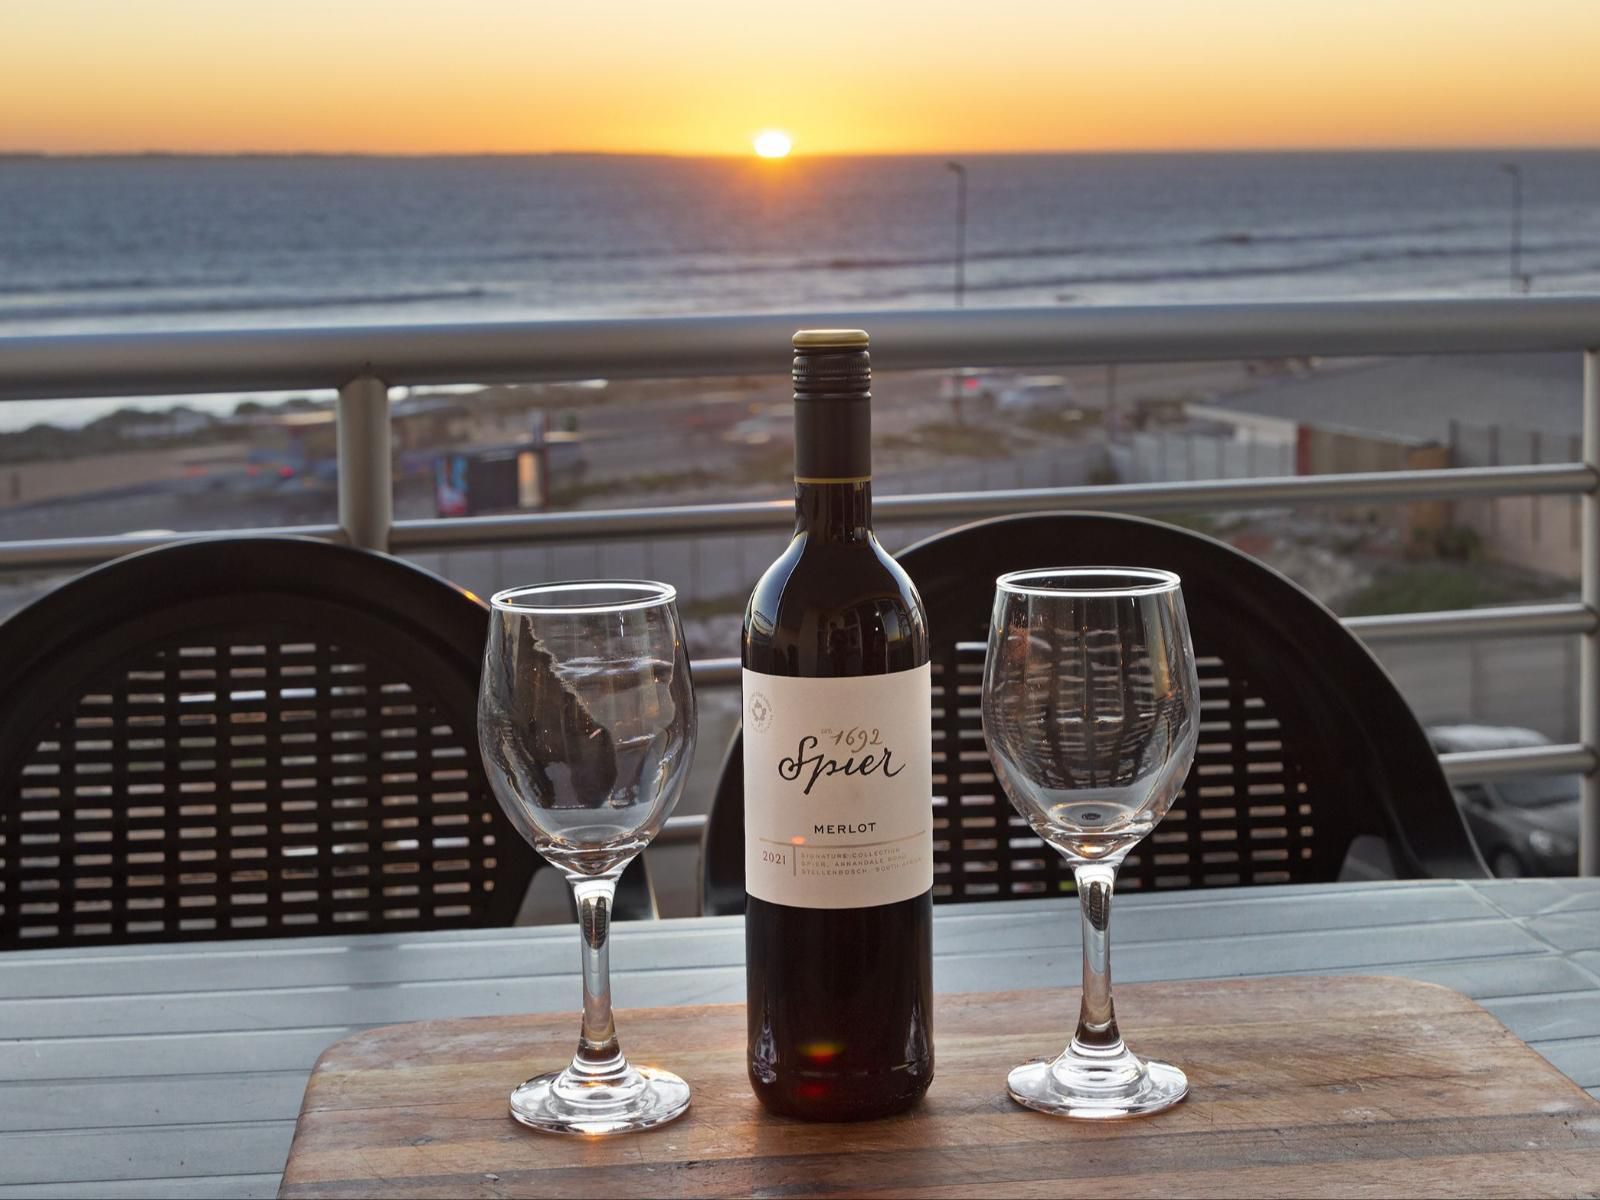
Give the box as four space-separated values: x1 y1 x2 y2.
741 328 934 1121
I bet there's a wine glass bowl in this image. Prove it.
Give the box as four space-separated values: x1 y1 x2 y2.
480 581 695 878
984 568 1197 863
982 567 1199 1119
478 580 697 1135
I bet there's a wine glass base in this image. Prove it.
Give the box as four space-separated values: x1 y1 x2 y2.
1007 1051 1187 1119
509 1064 691 1136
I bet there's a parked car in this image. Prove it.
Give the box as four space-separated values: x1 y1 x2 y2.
1426 724 1580 877
939 369 1002 406
996 374 1075 414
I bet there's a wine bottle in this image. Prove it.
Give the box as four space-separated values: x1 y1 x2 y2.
742 328 934 1121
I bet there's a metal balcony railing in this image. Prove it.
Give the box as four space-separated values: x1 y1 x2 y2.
1 297 1598 871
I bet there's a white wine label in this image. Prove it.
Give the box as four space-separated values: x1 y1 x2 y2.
742 664 933 909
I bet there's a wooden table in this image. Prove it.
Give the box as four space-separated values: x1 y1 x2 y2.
2 878 1599 1199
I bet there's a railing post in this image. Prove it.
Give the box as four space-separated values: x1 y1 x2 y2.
1582 349 1600 875
337 374 393 551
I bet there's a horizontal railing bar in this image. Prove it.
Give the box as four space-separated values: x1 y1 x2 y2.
691 603 1593 691
1440 743 1597 783
692 658 741 688
1345 602 1595 643
388 463 1596 550
3 297 1600 401
658 746 1587 846
393 499 792 548
661 754 1585 852
662 756 1594 855
0 464 1588 572
0 524 342 570
657 814 709 846
884 463 1593 520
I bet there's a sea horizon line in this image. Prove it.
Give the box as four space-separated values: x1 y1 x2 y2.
4 145 1599 162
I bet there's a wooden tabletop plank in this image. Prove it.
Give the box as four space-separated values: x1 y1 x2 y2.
1315 949 1599 1001
0 882 1495 1000
0 884 1544 1041
933 917 1547 993
0 917 1545 1043
1470 878 1600 917
1479 993 1600 1043
0 1123 297 1185
0 879 1478 977
0 1072 313 1133
0 928 716 999
0 967 739 1041
0 880 1498 981
0 1028 359 1086
1540 1037 1600 1090
0 1173 281 1200
0 876 1542 998
1525 913 1600 953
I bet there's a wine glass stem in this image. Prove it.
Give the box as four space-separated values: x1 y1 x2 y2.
1071 862 1125 1054
570 874 626 1080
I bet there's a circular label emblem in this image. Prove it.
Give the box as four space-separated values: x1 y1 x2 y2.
748 690 773 734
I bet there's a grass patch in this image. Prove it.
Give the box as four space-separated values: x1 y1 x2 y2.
880 421 1012 459
678 591 748 622
1020 408 1098 437
732 443 798 486
548 467 718 506
548 441 795 508
1340 561 1571 617
1153 511 1222 536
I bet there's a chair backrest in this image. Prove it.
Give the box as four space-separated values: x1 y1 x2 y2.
0 537 536 949
704 512 1485 914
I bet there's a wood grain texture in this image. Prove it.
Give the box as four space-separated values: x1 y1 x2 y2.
278 976 1600 1199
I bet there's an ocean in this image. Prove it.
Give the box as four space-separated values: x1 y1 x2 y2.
1 150 1597 426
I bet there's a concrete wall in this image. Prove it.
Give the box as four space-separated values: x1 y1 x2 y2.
1300 427 1413 477
1293 429 1451 540
1452 423 1582 578
1112 429 1296 484
1371 634 1578 744
0 442 254 508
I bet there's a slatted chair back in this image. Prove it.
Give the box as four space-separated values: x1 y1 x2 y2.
0 537 536 949
703 512 1484 914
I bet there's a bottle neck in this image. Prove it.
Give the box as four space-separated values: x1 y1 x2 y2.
796 478 872 544
791 341 872 544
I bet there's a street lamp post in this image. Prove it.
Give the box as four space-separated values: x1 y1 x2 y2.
945 161 967 307
1501 163 1529 294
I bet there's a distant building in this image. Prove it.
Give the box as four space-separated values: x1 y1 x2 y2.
98 405 218 441
1189 354 1581 577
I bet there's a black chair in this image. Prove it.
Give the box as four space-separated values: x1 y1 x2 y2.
704 512 1486 914
0 536 646 950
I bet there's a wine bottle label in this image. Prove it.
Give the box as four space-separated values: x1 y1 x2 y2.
742 663 933 909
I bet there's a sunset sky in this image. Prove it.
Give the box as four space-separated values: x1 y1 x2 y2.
4 0 1596 155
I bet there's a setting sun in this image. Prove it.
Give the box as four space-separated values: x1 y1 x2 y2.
753 130 792 159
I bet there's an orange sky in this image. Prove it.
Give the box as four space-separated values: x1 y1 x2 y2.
4 0 1596 155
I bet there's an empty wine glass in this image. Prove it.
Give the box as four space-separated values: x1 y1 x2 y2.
982 567 1199 1118
478 580 697 1135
